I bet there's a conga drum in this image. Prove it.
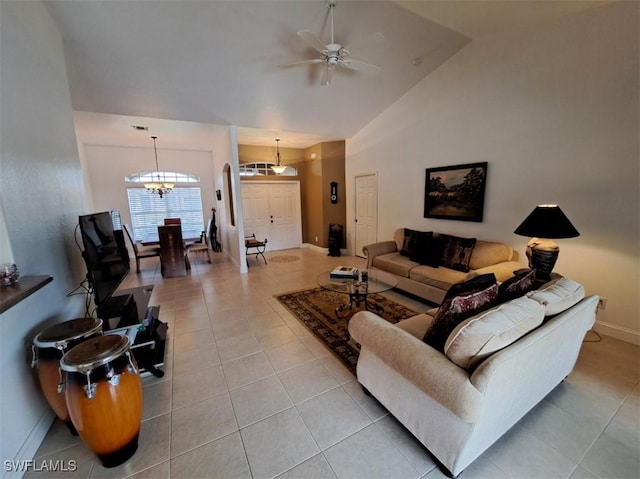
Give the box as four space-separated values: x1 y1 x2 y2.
31 317 103 434
60 335 143 468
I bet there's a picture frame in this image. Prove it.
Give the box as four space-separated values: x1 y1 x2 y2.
424 162 488 222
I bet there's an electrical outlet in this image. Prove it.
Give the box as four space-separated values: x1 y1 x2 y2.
315 236 318 242
597 297 607 310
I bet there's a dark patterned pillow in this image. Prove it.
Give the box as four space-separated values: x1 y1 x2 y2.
444 273 497 302
424 282 499 351
400 228 419 256
409 232 442 267
440 235 477 272
498 269 536 303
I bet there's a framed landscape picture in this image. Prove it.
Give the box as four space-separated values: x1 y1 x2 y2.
424 162 488 222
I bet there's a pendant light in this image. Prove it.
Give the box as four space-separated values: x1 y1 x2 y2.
144 136 174 198
271 138 287 175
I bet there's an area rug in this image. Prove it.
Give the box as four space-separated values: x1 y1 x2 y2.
269 255 301 263
275 287 418 373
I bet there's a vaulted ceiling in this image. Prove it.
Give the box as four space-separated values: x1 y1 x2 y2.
45 0 609 149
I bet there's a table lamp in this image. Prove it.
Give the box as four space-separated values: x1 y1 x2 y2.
514 205 579 282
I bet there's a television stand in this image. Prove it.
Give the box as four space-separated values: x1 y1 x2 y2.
100 287 168 378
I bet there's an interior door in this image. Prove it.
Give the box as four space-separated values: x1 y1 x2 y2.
354 173 377 258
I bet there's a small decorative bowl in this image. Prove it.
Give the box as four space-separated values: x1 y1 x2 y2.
1 263 20 286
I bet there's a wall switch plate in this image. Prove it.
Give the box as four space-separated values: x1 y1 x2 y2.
597 297 607 309
315 236 318 242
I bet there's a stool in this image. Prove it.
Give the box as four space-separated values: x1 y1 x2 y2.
245 234 267 266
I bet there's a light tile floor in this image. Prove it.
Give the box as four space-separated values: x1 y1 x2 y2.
29 248 639 479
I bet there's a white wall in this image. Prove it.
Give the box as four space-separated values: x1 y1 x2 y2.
346 1 639 343
82 144 216 228
210 126 247 271
0 1 88 472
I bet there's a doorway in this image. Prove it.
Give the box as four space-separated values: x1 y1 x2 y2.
354 173 378 258
241 181 302 251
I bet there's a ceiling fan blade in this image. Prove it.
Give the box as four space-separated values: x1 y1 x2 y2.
279 58 325 69
341 58 382 75
344 32 385 53
321 65 335 87
297 30 327 53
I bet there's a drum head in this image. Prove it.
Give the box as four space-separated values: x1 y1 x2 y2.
60 335 130 373
34 317 102 348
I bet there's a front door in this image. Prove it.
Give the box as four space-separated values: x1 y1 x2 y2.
242 182 302 251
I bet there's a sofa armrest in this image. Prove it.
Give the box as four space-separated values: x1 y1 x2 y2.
467 261 527 282
349 311 483 421
362 241 397 269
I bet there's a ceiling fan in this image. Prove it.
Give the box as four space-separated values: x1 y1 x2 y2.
283 1 384 86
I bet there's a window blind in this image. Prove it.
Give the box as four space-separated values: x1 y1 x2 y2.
127 187 204 241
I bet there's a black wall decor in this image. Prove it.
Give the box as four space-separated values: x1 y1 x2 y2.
330 182 338 204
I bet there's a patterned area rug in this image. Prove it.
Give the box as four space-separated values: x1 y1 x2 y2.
275 287 418 373
269 255 301 263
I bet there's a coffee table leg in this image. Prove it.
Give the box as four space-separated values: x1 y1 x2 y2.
335 298 353 318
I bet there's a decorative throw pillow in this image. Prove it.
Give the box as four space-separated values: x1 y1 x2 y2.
443 273 497 302
400 228 419 256
423 282 499 351
409 232 442 267
440 235 477 273
497 269 537 304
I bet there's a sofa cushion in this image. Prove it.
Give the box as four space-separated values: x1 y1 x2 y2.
527 278 585 316
444 297 545 369
424 281 499 351
409 265 468 291
497 269 536 303
468 241 514 270
409 231 442 267
400 228 420 256
372 252 419 278
440 235 477 272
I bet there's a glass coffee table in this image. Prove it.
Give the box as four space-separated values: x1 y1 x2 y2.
317 268 398 318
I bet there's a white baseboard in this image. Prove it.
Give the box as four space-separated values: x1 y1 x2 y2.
302 243 327 254
2 411 54 479
594 320 640 345
301 243 350 256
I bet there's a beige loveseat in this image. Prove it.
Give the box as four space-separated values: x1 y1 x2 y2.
349 278 597 477
364 228 525 305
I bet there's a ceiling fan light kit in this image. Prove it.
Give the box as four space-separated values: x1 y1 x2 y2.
285 0 383 86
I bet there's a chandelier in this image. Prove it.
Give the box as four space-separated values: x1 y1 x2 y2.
271 138 287 175
144 136 174 198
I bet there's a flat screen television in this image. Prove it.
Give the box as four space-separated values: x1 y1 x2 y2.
78 211 130 308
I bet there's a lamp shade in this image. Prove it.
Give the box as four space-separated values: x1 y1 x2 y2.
514 205 579 239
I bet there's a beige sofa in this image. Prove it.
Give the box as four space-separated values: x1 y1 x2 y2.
349 278 597 477
364 228 525 305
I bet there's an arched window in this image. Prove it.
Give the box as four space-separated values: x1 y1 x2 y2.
238 162 297 177
124 171 200 183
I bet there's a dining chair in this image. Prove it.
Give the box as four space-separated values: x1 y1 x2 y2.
123 224 160 273
163 218 181 225
186 219 212 264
